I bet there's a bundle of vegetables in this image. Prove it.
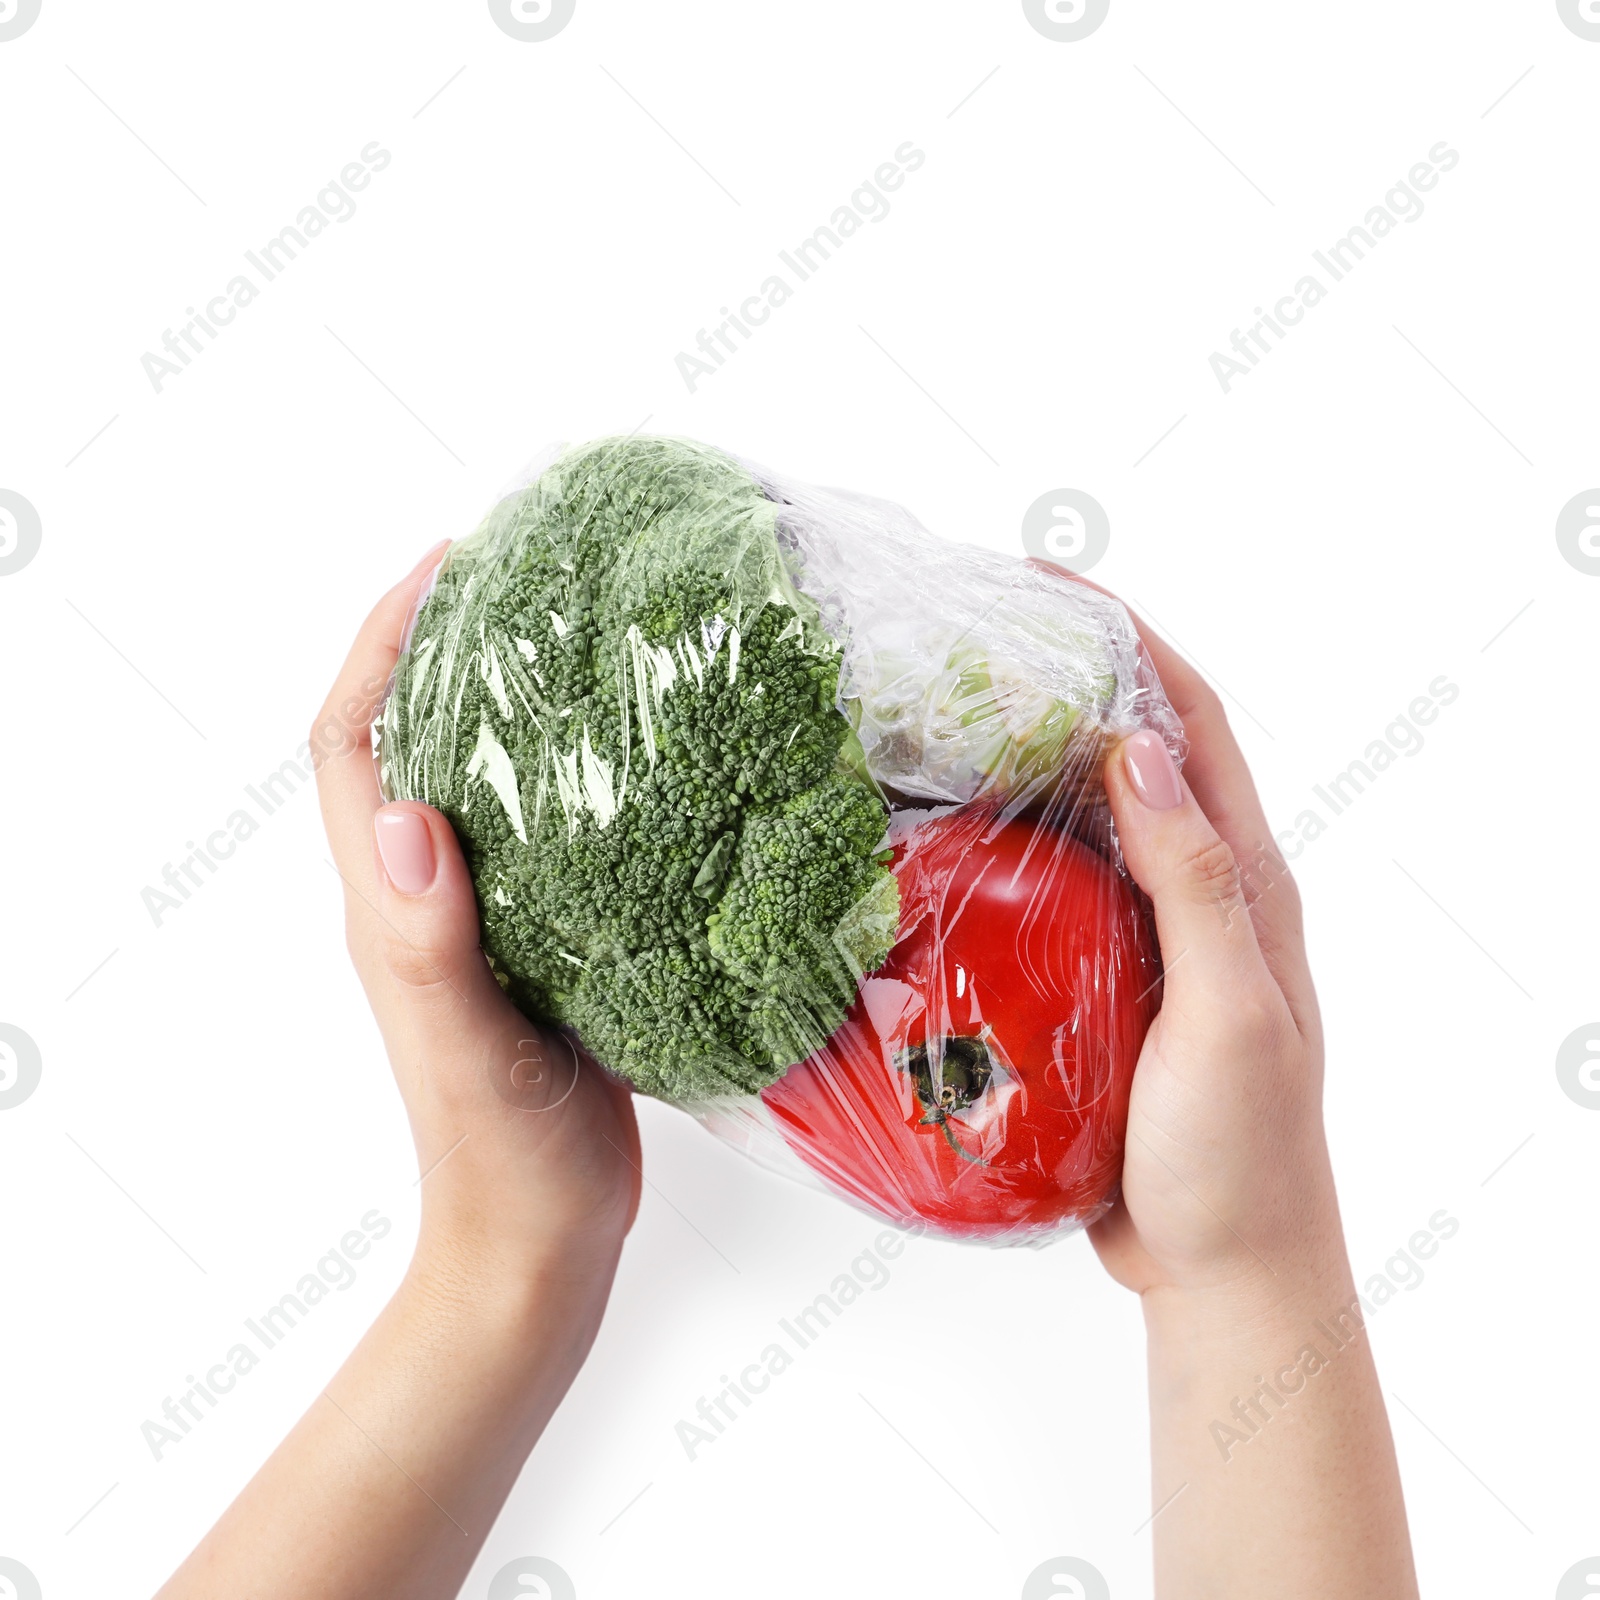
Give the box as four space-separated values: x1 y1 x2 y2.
376 436 1179 1245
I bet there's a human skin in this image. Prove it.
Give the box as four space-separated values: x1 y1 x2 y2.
154 547 1416 1599
1085 610 1419 1600
155 545 643 1599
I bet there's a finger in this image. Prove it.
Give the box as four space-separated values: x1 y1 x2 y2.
1036 562 1280 859
362 801 520 1070
314 541 450 895
1031 560 1315 1029
1105 730 1286 1038
1122 626 1313 1022
1122 619 1278 874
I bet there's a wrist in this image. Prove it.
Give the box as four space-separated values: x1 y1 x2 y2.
1140 1162 1354 1333
1139 1249 1369 1466
1141 1233 1358 1356
1145 1265 1354 1340
404 1216 623 1354
412 1165 631 1291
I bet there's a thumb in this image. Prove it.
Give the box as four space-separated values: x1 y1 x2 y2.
1105 731 1270 1009
367 801 516 1046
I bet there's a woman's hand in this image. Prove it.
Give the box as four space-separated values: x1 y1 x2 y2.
1072 593 1417 1600
1091 619 1336 1302
157 548 644 1600
315 543 642 1292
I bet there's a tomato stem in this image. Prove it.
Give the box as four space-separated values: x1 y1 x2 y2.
899 1036 994 1167
919 1109 989 1165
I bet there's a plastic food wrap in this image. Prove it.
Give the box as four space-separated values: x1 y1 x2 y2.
374 437 1182 1246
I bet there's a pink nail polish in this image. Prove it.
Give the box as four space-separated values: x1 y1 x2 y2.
375 807 437 894
1123 731 1183 810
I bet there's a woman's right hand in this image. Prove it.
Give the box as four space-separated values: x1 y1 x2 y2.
1050 582 1416 1600
1089 617 1340 1304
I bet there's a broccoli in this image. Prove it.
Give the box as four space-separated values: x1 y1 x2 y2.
376 436 898 1101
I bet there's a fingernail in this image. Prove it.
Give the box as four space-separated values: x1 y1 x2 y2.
375 807 437 894
1123 731 1183 810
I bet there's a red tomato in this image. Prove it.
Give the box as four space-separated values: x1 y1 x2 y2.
760 808 1160 1243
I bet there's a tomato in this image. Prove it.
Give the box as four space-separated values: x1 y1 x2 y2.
760 807 1160 1243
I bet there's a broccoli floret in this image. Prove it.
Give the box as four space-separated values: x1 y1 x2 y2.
708 773 894 983
377 436 898 1101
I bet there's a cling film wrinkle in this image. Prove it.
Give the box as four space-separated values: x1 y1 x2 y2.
375 435 1180 1246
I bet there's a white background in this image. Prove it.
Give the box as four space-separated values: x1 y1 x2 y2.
2 2 1597 1596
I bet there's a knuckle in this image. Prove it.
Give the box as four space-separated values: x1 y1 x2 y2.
1233 990 1292 1055
1189 680 1227 728
309 705 363 766
378 932 459 994
1179 836 1242 904
1238 843 1301 917
1269 868 1305 929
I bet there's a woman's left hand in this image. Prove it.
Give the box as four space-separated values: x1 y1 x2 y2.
313 542 643 1290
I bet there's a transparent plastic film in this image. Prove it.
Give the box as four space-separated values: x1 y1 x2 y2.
375 436 1181 1247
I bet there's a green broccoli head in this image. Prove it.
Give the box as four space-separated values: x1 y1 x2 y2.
376 436 898 1101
